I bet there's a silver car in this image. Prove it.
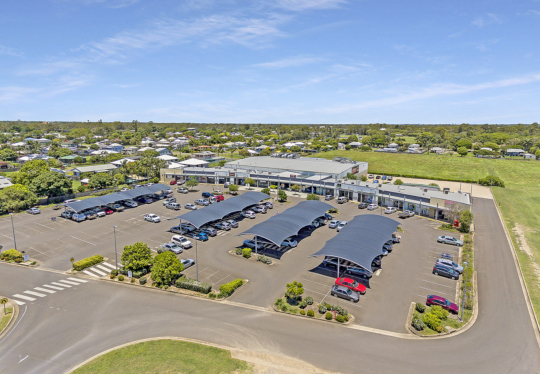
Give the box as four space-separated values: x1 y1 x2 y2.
436 258 464 273
330 285 359 303
328 220 341 229
185 203 197 210
336 221 348 232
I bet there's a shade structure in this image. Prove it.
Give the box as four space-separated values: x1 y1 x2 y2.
170 191 269 228
238 200 332 246
65 183 170 212
310 215 400 272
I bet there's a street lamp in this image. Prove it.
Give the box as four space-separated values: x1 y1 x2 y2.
9 213 16 250
460 171 463 191
195 238 199 282
112 225 118 269
460 261 470 322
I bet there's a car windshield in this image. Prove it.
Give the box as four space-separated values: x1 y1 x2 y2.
346 288 353 295
445 300 451 306
352 281 359 287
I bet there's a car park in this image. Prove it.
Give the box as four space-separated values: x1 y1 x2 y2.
436 258 464 273
178 187 188 194
124 200 138 208
337 196 348 204
384 207 397 214
345 266 372 279
61 211 72 219
358 202 368 209
166 202 182 210
71 213 86 222
144 213 161 223
180 258 195 269
437 236 463 246
26 207 40 214
163 197 176 205
241 210 256 219
330 285 360 303
281 237 298 248
202 192 214 198
171 235 193 249
328 220 341 229
225 219 238 228
170 224 196 234
336 221 348 232
243 239 264 250
195 199 209 206
214 221 231 231
192 232 209 241
110 204 125 212
200 227 218 237
85 211 97 220
253 205 267 213
185 203 197 210
335 277 367 295
367 203 378 210
162 242 183 254
433 264 459 280
426 295 459 314
440 252 454 260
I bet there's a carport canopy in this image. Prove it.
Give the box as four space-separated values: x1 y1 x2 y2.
169 191 270 228
65 183 170 213
310 215 400 272
237 200 332 246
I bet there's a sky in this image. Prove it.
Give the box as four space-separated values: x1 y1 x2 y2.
1 0 540 124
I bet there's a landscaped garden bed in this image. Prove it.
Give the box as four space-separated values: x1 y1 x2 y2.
229 247 273 265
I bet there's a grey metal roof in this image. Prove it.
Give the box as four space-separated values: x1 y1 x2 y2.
170 191 269 228
72 164 117 173
238 201 332 246
225 156 365 175
310 215 399 272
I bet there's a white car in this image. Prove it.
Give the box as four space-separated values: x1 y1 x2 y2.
336 221 348 232
241 210 256 219
144 213 161 223
95 209 106 217
384 207 397 214
163 197 176 205
171 235 193 249
367 203 379 210
281 238 298 247
120 187 129 192
185 203 197 210
124 200 138 208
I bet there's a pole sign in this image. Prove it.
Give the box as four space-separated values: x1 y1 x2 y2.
23 254 29 262
128 270 132 278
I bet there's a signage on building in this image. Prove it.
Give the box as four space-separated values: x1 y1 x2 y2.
352 166 359 174
290 174 296 178
444 200 455 205
229 173 235 177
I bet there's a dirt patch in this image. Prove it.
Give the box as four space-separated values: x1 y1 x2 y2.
231 350 336 374
513 224 540 287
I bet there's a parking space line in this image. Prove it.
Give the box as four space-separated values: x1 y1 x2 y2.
304 288 327 297
212 274 231 286
69 235 96 246
200 270 220 282
319 289 333 304
29 247 52 258
301 278 332 288
34 222 55 231
0 232 13 240
418 287 454 297
420 278 456 289
21 226 41 233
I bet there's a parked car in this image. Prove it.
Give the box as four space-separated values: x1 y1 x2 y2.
144 213 161 223
426 295 459 314
241 210 256 219
53 204 62 210
335 277 367 295
170 180 177 185
71 213 86 222
124 200 138 208
345 266 372 279
185 203 197 210
433 264 460 280
61 211 72 219
225 219 238 228
384 207 397 214
398 210 415 218
281 237 298 248
243 239 264 250
215 194 225 202
178 187 189 194
224 181 230 188
163 197 176 205
375 175 381 180
440 252 454 260
171 235 193 249
436 258 464 273
104 208 114 215
26 207 41 214
388 176 393 181
120 187 130 192
322 257 342 268
133 184 142 188
381 175 387 181
153 194 165 200
166 202 182 210
195 199 209 206
110 204 125 212
437 236 463 246
358 202 368 209
328 220 341 229
208 196 217 204
180 258 195 269
368 174 374 179
200 227 218 237
214 221 231 231
336 221 348 232
337 196 348 204
253 205 267 214
84 211 97 220
367 203 378 210
383 242 393 252
162 242 183 254
372 256 382 267
330 285 360 303
96 209 106 217
192 232 209 241
264 201 273 209
325 195 334 201
324 213 333 220
202 192 214 198
373 180 379 184
170 224 196 234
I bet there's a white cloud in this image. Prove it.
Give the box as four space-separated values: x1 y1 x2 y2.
472 13 502 27
528 10 540 17
0 45 23 57
273 0 346 11
254 56 322 68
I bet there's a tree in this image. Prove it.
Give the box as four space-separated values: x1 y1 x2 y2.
360 175 367 182
458 210 473 233
0 185 38 214
73 156 85 164
186 177 199 190
306 193 319 200
260 148 272 156
244 178 255 188
346 135 358 143
535 150 540 159
278 189 287 202
394 179 403 185
151 251 183 286
346 173 358 180
285 281 304 303
228 184 238 194
457 147 468 157
121 242 153 271
483 142 499 152
261 187 270 195
291 184 301 193
239 149 249 158
0 148 17 161
217 160 226 167
89 144 99 150
10 159 49 186
29 171 73 197
88 173 114 189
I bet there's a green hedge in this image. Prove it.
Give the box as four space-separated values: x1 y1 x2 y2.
73 255 103 271
219 278 244 296
0 249 23 263
175 276 212 294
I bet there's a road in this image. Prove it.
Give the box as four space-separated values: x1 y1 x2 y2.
0 198 539 374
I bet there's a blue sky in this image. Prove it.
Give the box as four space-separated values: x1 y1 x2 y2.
1 0 540 124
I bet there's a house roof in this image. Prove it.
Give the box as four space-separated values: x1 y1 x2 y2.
180 158 209 166
72 164 117 173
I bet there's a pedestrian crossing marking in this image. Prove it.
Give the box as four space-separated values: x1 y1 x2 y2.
67 277 88 283
96 265 111 272
83 270 99 277
23 291 46 297
42 284 64 290
88 268 106 276
12 300 25 305
12 294 36 301
101 262 116 269
51 282 71 288
57 280 80 286
34 287 55 294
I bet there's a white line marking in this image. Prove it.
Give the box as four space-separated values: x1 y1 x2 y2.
67 277 88 283
83 270 99 277
23 291 46 297
0 232 13 240
419 287 453 296
69 235 96 246
0 305 26 344
101 262 116 269
200 270 220 282
28 247 52 258
420 279 456 289
12 294 36 301
12 300 25 305
34 287 55 294
34 222 55 230
301 277 332 287
96 265 111 272
304 287 328 296
18 355 29 364
51 282 71 288
42 284 64 290
57 279 80 286
117 263 122 267
212 274 231 286
88 268 107 276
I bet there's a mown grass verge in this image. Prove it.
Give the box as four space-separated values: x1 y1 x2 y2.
0 307 14 333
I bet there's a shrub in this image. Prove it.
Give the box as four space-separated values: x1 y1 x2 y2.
323 302 332 311
219 278 244 296
275 298 284 306
131 278 135 283
175 276 212 294
423 313 441 331
111 269 119 276
327 208 338 214
306 193 320 201
0 249 23 263
440 223 454 230
217 291 227 299
394 178 403 185
465 297 474 310
336 315 345 323
118 275 125 282
430 305 449 320
318 305 327 314
299 301 307 309
109 274 115 279
478 175 505 187
72 255 103 271
325 312 333 320
139 277 147 285
333 305 348 316
235 247 243 255
343 315 349 322
307 309 315 317
242 247 252 258
261 188 270 195
415 303 426 313
208 292 217 299
300 310 306 315
280 304 288 312
435 325 443 333
304 296 314 305
257 255 272 264
30 261 37 265
412 317 425 331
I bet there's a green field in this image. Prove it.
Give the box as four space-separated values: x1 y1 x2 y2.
72 339 251 374
0 307 13 333
314 150 540 318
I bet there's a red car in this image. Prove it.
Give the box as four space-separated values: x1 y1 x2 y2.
426 295 459 314
104 208 114 215
335 277 366 295
215 194 224 202
170 180 177 185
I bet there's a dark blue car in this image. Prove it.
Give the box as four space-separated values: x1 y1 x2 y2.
202 192 214 198
193 232 209 241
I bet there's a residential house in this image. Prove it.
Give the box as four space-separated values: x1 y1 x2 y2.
155 148 172 156
0 176 13 189
138 146 155 153
524 153 537 160
91 150 118 155
338 143 346 150
122 146 139 155
103 143 124 152
348 142 363 148
506 148 525 156
72 164 117 177
193 151 216 160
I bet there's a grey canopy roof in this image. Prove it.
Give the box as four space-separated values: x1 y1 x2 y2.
65 183 170 212
310 215 400 272
238 200 332 246
170 191 269 228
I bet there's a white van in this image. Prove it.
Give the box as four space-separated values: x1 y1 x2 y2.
171 235 193 249
208 196 217 204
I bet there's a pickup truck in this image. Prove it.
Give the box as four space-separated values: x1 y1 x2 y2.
398 210 415 218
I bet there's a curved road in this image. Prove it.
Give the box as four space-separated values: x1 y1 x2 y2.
0 198 539 374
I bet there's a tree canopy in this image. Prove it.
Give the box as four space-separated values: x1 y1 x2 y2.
121 242 153 271
11 159 49 186
29 171 73 197
88 173 114 189
151 251 183 286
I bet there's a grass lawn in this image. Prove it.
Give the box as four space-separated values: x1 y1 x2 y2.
0 307 14 332
72 339 251 374
314 150 540 319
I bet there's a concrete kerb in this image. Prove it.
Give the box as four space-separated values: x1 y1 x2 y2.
491 191 540 348
0 259 39 269
271 303 355 326
0 298 19 340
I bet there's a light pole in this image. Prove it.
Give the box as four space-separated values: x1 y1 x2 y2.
460 261 470 322
491 167 494 187
9 213 16 250
460 171 463 191
195 239 199 281
112 225 118 269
